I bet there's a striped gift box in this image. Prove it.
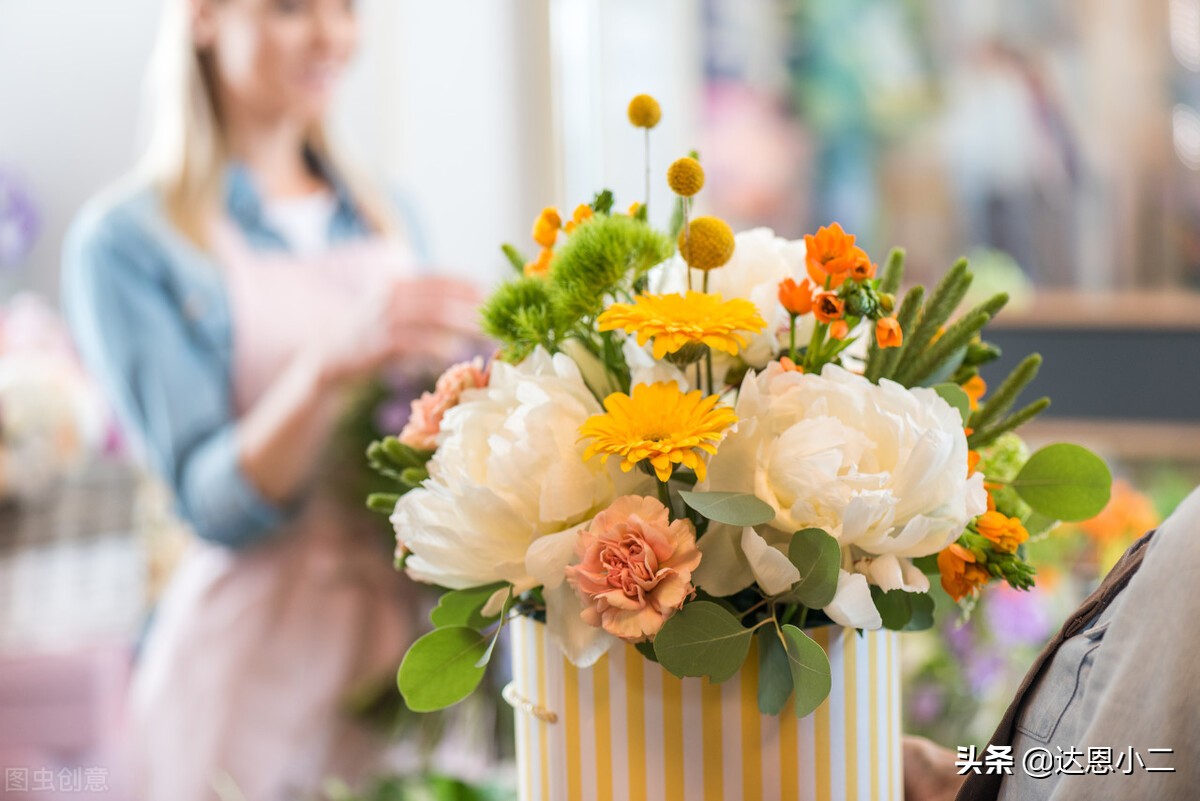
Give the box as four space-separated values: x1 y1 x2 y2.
507 616 902 801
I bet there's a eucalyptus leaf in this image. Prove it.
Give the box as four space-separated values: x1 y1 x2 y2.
397 627 489 712
635 640 660 663
903 592 936 631
430 583 508 630
1011 444 1112 522
870 586 913 631
780 624 832 718
911 554 939 576
679 491 776 527
933 383 972 425
757 629 793 716
653 601 753 683
788 528 840 608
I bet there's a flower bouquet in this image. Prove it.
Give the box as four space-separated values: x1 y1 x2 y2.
366 96 1111 800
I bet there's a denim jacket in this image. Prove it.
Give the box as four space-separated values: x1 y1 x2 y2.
62 165 425 549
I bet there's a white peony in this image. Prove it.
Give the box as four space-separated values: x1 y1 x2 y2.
391 347 641 594
698 362 986 627
651 227 814 370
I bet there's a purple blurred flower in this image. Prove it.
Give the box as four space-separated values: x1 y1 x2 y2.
909 683 946 725
984 585 1053 648
0 169 40 269
965 653 1005 694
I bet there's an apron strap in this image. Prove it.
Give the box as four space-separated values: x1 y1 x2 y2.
955 529 1156 801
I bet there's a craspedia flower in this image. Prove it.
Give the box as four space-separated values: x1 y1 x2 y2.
532 207 561 248
579 382 737 482
627 94 662 129
564 203 593 234
667 157 705 197
597 290 767 360
678 216 735 271
524 247 553 277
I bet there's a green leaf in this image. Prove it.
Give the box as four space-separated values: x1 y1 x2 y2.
903 592 936 631
788 528 840 608
397 627 489 712
911 554 939 575
501 243 527 274
1024 510 1059 538
1011 443 1112 522
756 629 793 715
933 383 971 425
653 601 752 682
430 583 508 630
679 491 776 527
869 586 913 630
635 640 660 663
780 624 832 718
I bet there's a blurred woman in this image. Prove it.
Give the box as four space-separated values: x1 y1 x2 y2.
62 1 478 798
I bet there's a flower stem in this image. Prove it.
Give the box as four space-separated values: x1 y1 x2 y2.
655 477 672 510
788 315 798 362
644 128 651 214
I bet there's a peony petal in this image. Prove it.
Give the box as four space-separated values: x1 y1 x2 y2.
740 526 801 595
543 582 617 667
857 553 929 594
525 523 587 589
824 570 883 630
691 523 757 597
481 587 511 617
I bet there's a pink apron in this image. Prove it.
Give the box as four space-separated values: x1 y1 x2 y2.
129 220 419 801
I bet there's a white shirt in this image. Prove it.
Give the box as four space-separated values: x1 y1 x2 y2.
260 191 337 257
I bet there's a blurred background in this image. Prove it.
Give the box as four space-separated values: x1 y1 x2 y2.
1 0 1198 798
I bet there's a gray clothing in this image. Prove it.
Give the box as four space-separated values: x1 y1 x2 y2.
996 488 1200 799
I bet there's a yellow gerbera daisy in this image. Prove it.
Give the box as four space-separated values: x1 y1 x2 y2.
597 291 767 360
579 382 737 482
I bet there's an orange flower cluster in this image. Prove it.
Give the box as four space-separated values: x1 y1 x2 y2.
775 223 902 356
804 223 873 289
525 207 562 276
1079 480 1159 546
564 203 593 234
974 510 1030 554
937 543 991 602
963 375 987 410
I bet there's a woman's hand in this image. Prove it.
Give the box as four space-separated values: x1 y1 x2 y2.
237 274 481 505
311 275 482 389
904 735 965 801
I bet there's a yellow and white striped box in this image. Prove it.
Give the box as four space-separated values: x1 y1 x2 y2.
508 616 902 801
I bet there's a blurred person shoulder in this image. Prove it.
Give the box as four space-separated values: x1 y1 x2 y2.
63 175 208 293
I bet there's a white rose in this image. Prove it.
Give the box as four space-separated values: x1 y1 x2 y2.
699 362 986 627
651 227 813 370
391 347 640 593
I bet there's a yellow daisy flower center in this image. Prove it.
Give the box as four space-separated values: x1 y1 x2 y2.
597 290 767 360
579 381 738 483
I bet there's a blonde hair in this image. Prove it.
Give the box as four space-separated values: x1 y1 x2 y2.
138 0 397 247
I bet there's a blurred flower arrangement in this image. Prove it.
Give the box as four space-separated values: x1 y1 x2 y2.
0 167 40 271
364 95 1112 720
0 293 108 504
